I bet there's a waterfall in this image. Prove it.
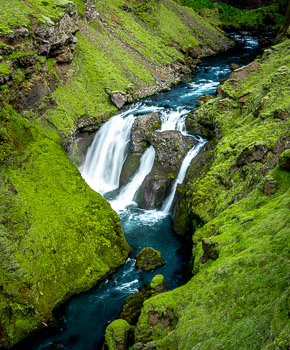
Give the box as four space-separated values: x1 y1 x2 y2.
162 139 206 213
80 112 135 194
160 107 189 132
110 146 155 211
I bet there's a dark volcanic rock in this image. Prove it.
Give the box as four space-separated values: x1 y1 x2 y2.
237 141 268 166
186 108 215 139
120 113 160 186
135 247 165 271
202 238 219 261
279 149 290 171
137 130 197 209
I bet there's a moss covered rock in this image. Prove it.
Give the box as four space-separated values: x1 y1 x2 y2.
279 149 290 170
135 248 165 271
104 319 131 350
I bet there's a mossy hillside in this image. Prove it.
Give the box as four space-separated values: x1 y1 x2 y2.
0 106 131 346
0 0 85 34
174 0 286 31
134 170 289 349
179 38 290 228
44 0 232 144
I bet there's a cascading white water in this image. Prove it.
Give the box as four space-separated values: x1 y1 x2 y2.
162 139 207 213
160 107 189 132
80 112 135 194
110 146 155 211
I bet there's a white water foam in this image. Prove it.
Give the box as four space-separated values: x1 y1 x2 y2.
110 146 155 211
162 139 207 213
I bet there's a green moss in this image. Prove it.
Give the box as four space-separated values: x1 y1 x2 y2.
0 105 131 345
0 62 11 77
104 319 131 350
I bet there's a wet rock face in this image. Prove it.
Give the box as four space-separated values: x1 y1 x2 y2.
120 113 161 186
135 247 165 271
137 131 197 209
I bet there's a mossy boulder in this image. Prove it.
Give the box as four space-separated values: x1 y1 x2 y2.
135 248 165 271
120 275 169 327
201 237 219 262
279 149 290 170
104 319 131 350
237 141 268 166
150 275 169 294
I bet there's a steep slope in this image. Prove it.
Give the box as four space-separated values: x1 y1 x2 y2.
132 37 290 349
0 0 232 347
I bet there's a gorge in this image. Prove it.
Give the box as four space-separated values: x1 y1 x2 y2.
0 0 289 349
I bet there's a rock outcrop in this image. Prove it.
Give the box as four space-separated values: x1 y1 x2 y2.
135 247 165 271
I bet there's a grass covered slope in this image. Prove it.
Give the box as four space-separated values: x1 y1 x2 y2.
132 38 290 349
46 0 232 151
0 106 131 347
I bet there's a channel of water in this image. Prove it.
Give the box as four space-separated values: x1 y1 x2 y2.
12 33 266 350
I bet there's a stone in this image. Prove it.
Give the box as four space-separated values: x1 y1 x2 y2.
150 275 169 293
197 94 214 107
137 131 197 209
237 141 268 166
135 247 165 271
230 63 239 70
104 319 130 350
55 47 74 63
185 109 215 139
264 176 278 196
17 54 38 68
202 238 219 261
279 149 290 171
120 113 160 186
111 91 128 109
229 61 259 86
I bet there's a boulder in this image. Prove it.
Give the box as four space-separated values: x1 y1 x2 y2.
120 275 169 325
201 238 219 261
186 109 215 139
197 94 214 107
111 91 128 109
264 176 278 196
104 319 131 350
137 130 196 209
230 63 239 70
237 141 268 166
150 275 169 293
279 149 290 171
135 247 165 271
120 113 160 186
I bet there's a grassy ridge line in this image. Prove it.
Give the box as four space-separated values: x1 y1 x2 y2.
132 37 290 349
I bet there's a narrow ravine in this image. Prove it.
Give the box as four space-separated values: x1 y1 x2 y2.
13 33 268 350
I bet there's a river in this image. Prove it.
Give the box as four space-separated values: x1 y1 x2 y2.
12 32 267 350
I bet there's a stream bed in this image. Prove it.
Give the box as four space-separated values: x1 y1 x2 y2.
12 33 268 350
